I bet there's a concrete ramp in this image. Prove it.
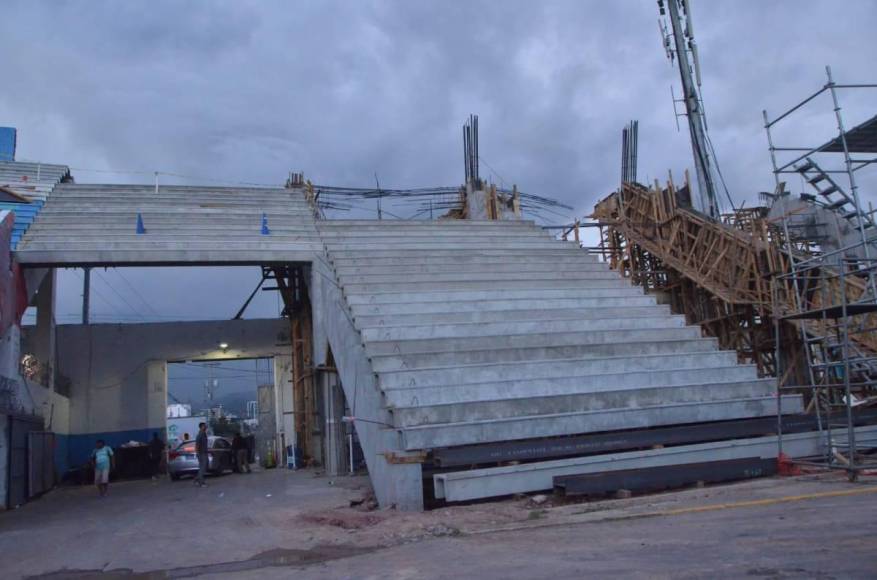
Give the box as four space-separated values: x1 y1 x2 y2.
15 183 321 265
317 219 803 509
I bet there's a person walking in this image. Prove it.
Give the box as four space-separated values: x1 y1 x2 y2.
148 432 165 479
194 422 209 487
232 433 250 473
91 440 114 497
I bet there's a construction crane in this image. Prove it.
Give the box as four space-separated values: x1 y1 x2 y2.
658 0 722 220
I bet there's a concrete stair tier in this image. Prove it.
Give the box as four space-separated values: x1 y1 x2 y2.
15 183 322 265
317 219 804 508
0 160 71 248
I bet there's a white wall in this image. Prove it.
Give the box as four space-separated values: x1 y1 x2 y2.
55 318 291 465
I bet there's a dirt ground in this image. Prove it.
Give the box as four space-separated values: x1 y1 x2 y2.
0 467 875 579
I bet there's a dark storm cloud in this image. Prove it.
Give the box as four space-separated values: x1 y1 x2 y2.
3 0 876 321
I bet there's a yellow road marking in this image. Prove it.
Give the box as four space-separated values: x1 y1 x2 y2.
630 485 877 519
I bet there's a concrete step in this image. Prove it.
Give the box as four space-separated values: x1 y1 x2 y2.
23 232 320 240
377 350 740 389
28 221 318 230
361 315 687 342
319 229 550 239
345 287 646 305
334 260 604 276
320 219 539 228
399 396 801 450
40 208 314 222
343 278 632 294
382 365 760 408
355 305 670 327
327 248 584 259
364 326 704 356
392 379 777 426
14 248 320 265
330 254 601 268
17 240 324 250
324 241 579 252
368 337 720 372
339 269 620 285
351 296 656 316
48 194 308 203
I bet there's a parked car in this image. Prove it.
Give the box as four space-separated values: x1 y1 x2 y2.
168 436 233 480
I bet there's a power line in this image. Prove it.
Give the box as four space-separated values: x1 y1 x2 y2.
92 270 146 321
113 269 162 319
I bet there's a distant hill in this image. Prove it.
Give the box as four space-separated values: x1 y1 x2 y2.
209 391 254 417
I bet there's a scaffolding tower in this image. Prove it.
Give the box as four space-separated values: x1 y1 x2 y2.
766 68 877 479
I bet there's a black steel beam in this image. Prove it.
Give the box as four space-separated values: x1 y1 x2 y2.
431 410 877 468
554 457 777 497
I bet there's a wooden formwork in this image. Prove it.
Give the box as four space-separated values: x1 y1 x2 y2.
592 181 877 387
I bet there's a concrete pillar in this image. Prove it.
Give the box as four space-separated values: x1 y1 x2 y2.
273 354 294 465
32 270 56 389
145 361 167 438
322 370 346 476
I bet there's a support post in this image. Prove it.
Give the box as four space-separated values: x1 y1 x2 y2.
81 267 91 325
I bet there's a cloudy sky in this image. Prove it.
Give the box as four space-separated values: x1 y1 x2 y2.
3 0 876 334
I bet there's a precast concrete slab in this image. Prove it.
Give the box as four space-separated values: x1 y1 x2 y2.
312 219 794 510
364 327 706 356
432 425 877 502
368 338 721 372
354 305 671 326
391 379 776 426
400 395 802 450
15 183 321 266
377 351 740 389
382 366 761 408
351 296 660 316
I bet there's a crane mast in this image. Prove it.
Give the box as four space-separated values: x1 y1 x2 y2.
659 0 721 220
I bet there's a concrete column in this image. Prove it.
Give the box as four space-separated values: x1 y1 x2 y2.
32 270 56 389
273 354 294 465
322 370 346 476
145 361 167 438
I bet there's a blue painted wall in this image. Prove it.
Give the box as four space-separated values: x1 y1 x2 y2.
54 434 70 476
0 127 16 161
67 428 155 468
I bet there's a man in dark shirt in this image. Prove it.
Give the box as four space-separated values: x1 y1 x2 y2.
232 433 250 473
195 422 208 487
148 432 164 479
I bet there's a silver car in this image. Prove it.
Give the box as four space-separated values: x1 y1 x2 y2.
168 436 234 480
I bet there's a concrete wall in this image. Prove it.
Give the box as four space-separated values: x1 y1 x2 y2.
55 318 290 467
311 256 423 510
27 380 71 475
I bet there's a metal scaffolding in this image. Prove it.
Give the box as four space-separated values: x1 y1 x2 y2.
766 68 877 479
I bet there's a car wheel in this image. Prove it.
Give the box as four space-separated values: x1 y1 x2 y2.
170 473 180 481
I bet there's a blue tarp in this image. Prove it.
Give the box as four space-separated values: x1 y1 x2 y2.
0 127 16 161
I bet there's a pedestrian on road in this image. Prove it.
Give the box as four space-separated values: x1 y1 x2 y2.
195 422 209 487
148 432 165 479
232 433 250 473
91 440 114 497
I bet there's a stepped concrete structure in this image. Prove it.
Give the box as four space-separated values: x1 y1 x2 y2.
312 219 803 509
13 182 806 511
0 160 70 248
14 183 321 265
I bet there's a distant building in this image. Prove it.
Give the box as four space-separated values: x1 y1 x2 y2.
166 403 192 418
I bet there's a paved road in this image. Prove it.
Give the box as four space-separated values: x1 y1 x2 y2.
3 471 876 579
210 483 877 580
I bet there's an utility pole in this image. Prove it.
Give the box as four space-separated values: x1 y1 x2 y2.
659 0 721 220
81 267 91 324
